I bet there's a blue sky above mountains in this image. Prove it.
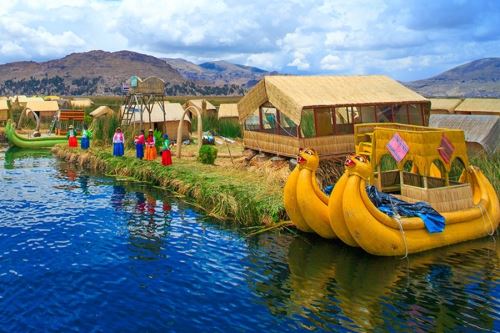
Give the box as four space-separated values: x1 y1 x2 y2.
0 0 498 81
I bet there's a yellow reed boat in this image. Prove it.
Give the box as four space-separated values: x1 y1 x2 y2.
285 123 499 256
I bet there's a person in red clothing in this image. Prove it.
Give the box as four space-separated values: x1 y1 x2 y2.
67 125 78 147
161 134 172 166
134 129 145 159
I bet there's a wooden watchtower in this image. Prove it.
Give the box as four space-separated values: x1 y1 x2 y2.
120 76 167 128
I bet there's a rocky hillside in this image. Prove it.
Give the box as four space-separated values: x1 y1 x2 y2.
0 50 253 96
164 58 276 88
405 58 500 97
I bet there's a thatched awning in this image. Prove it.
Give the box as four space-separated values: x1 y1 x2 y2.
430 98 463 113
0 100 8 111
454 98 500 115
218 103 239 119
90 106 114 118
25 100 59 112
429 114 499 154
238 75 429 124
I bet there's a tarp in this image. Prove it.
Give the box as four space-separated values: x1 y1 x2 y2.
366 186 445 233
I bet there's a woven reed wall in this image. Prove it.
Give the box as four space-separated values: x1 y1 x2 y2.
301 134 355 156
0 110 8 121
401 183 474 212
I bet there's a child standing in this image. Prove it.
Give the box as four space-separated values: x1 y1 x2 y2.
67 125 78 148
161 134 172 166
112 127 125 156
144 129 157 161
134 129 145 159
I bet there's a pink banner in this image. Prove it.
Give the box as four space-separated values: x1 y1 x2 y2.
386 133 409 163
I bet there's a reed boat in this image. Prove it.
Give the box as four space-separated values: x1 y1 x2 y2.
285 123 499 256
5 119 69 148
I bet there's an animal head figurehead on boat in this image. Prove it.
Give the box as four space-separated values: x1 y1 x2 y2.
344 154 372 180
297 148 319 171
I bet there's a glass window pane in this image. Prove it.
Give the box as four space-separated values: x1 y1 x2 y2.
408 104 423 125
376 105 393 122
360 106 376 123
278 111 297 137
300 109 315 138
244 109 260 131
393 104 408 124
335 107 354 134
261 107 277 132
315 108 334 136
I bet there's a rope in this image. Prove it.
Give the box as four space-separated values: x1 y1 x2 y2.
389 196 408 259
478 203 495 236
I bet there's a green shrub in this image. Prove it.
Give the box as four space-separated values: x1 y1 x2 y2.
198 145 218 164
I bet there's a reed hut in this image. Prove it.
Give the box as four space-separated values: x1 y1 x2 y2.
0 100 8 122
430 98 463 114
429 114 499 155
25 100 60 121
237 75 430 158
70 98 94 109
90 106 114 118
183 99 217 117
218 103 239 121
453 98 500 116
129 102 191 140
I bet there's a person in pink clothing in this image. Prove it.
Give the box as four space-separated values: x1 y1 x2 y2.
112 127 125 156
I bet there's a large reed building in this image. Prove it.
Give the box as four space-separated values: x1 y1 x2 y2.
0 99 8 123
237 75 430 158
453 98 500 116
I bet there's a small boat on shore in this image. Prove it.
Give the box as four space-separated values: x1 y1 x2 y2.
285 123 499 256
5 119 69 148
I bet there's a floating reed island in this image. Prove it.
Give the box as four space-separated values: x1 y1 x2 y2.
52 145 287 226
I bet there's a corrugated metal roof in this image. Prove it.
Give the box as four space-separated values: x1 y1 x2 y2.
238 75 429 123
429 114 499 154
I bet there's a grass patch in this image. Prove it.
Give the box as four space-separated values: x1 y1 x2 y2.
470 151 499 195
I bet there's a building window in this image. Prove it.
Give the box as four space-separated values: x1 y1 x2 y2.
261 106 277 132
334 107 355 134
315 107 334 136
278 112 297 137
376 105 393 122
300 109 316 138
360 106 376 123
393 104 409 124
408 104 423 125
244 109 260 131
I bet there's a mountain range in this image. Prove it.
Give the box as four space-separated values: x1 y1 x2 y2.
0 50 498 97
404 58 500 98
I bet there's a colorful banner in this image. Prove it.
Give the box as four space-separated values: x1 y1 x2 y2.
438 134 455 164
386 133 409 163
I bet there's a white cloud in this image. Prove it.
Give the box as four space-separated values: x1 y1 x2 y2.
0 0 498 81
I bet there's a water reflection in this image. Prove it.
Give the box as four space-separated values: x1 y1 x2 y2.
3 147 51 169
251 234 499 332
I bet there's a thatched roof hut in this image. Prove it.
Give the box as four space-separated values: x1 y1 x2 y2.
25 100 59 120
90 106 114 118
128 102 191 140
70 98 94 109
183 99 217 117
237 75 430 158
0 100 8 122
217 103 239 120
430 98 463 114
454 98 500 116
429 114 499 155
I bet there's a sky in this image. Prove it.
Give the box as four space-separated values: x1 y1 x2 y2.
0 0 498 81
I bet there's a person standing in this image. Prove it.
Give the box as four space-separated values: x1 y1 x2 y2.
161 134 172 166
67 125 78 148
144 129 157 161
134 129 145 159
81 124 90 150
112 127 125 156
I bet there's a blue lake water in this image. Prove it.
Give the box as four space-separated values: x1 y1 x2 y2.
0 146 498 332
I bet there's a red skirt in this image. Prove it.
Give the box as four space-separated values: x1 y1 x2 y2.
68 136 78 147
162 150 172 166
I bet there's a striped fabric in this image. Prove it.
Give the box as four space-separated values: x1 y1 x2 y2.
386 133 409 162
438 134 455 164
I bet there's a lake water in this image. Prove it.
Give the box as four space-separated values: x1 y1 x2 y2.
0 146 498 332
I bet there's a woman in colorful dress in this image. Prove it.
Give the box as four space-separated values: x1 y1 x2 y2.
144 129 157 161
67 125 78 148
134 129 145 159
112 127 125 156
161 134 172 166
80 124 90 150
